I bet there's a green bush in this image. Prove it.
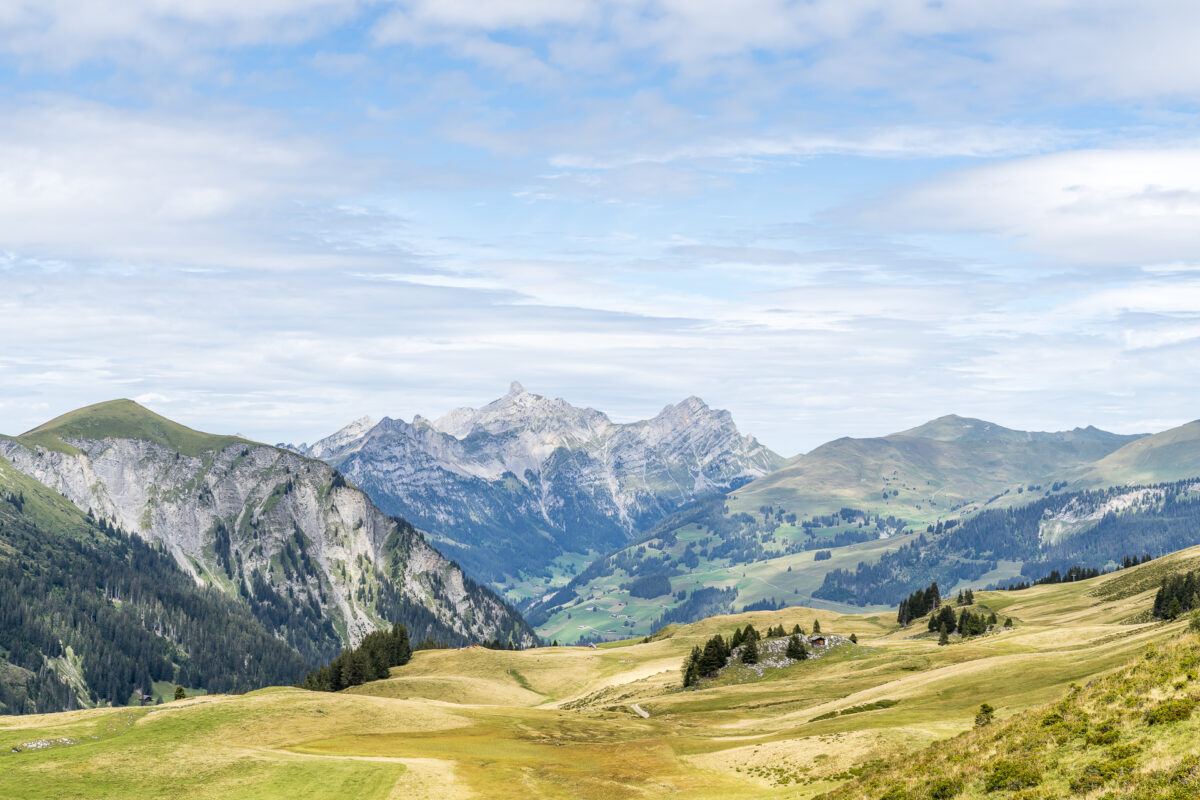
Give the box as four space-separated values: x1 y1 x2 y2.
984 759 1042 792
926 776 962 799
1085 722 1120 745
1144 697 1196 725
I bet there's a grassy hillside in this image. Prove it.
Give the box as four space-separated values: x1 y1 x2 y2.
823 627 1200 799
8 399 251 456
729 415 1140 525
4 543 1197 798
1072 419 1200 487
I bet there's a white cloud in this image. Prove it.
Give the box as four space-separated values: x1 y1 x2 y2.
870 148 1200 265
0 0 361 67
0 98 366 268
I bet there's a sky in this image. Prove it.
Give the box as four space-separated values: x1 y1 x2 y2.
3 1 1200 455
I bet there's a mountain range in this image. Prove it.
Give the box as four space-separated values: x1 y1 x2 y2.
8 389 1200 704
288 382 782 591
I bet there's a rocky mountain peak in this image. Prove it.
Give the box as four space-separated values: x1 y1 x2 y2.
302 414 376 460
308 386 784 584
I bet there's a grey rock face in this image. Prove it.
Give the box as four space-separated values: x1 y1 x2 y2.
0 436 535 650
299 384 783 584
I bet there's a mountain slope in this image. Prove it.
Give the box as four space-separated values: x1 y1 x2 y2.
0 400 536 664
295 383 783 589
729 414 1143 524
0 457 309 714
824 628 1200 799
1071 418 1200 487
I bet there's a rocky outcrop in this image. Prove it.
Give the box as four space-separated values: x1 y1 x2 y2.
295 383 783 584
0 427 535 652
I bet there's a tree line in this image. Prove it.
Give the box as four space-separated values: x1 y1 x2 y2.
300 623 412 692
1153 569 1200 620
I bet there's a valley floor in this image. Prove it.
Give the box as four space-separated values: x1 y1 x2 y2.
2 546 1194 799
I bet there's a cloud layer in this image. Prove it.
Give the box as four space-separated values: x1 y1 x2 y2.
1 1 1198 453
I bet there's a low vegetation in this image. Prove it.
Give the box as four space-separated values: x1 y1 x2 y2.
4 542 1200 799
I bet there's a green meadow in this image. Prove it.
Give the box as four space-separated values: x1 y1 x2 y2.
4 542 1197 799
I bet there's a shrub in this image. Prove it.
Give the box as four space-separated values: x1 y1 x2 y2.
1068 752 1138 793
984 759 1042 792
1144 697 1196 725
1085 722 1120 746
926 776 963 799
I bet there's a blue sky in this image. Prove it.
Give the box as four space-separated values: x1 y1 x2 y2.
3 1 1200 454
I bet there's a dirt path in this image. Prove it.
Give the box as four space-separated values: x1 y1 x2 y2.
631 703 649 718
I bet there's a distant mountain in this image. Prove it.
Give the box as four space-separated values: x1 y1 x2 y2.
292 383 783 588
1069 419 1200 487
0 400 536 684
729 414 1144 523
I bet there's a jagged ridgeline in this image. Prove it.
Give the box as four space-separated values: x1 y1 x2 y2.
0 400 536 712
288 383 783 586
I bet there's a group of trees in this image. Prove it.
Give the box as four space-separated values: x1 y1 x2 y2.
682 623 815 686
932 607 1006 645
682 632 732 687
1153 569 1200 620
625 573 672 599
1000 556 1153 591
896 582 942 626
300 623 412 692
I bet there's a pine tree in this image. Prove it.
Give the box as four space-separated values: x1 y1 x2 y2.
681 646 702 687
1168 597 1182 619
849 633 857 644
1004 617 1013 628
792 623 803 635
812 619 821 634
785 634 807 660
173 685 185 701
975 703 995 726
938 623 949 646
740 637 759 665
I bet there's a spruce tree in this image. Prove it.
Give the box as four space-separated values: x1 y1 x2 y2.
681 646 702 687
173 685 185 701
812 619 821 634
740 637 759 665
785 634 807 660
975 703 995 726
938 623 949 646
1168 597 1182 619
792 623 803 635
